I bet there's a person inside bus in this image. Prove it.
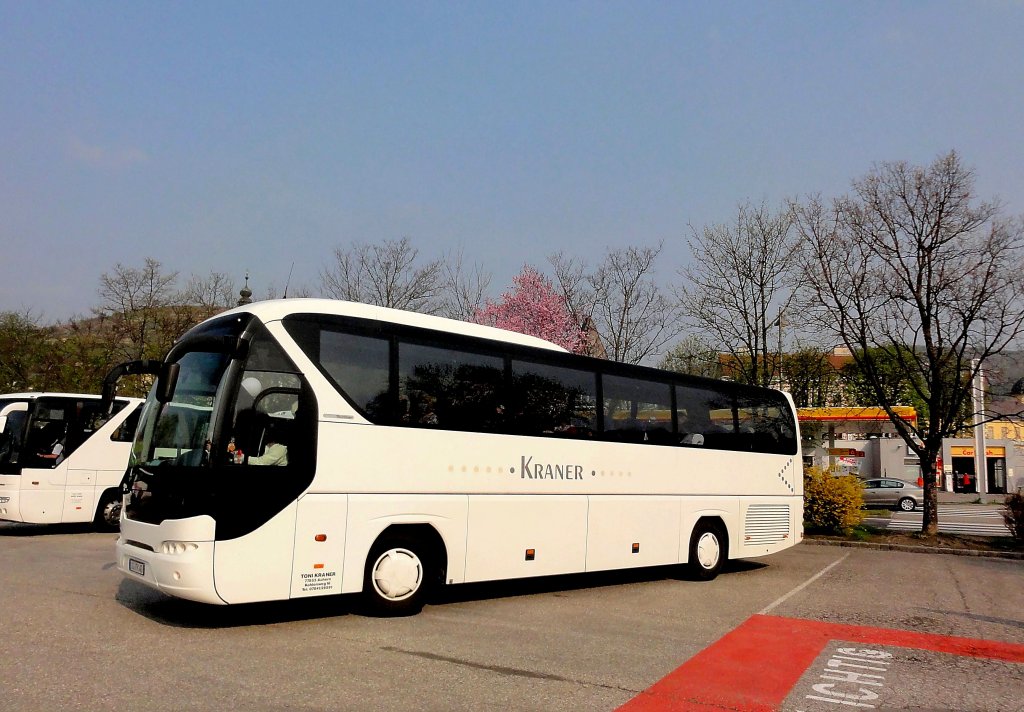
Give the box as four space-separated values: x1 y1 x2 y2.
248 423 288 466
37 423 67 466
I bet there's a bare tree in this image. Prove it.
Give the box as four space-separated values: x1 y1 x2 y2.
678 201 799 387
551 243 679 364
320 237 442 313
179 271 237 309
793 150 1024 535
97 258 179 361
264 282 314 300
783 345 844 408
659 333 722 379
548 253 595 333
436 248 491 321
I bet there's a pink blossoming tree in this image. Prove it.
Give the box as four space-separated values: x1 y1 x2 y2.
473 266 586 353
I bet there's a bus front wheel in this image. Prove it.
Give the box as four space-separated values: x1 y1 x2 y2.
362 537 430 616
94 489 122 532
687 521 727 581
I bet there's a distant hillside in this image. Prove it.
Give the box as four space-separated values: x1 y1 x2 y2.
985 351 1024 394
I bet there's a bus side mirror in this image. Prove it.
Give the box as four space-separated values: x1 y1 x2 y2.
101 359 164 414
156 363 180 403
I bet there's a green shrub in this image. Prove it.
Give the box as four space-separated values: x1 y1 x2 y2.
1003 491 1024 544
803 466 865 535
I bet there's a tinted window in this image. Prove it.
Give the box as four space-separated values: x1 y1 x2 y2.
25 397 128 468
399 343 504 432
133 351 229 467
0 401 29 473
318 330 391 420
213 325 317 541
111 402 141 442
280 314 799 455
223 329 304 468
510 361 597 438
735 392 797 455
603 375 674 444
676 384 736 449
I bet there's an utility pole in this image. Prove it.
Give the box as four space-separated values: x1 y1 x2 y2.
777 306 784 389
972 358 988 503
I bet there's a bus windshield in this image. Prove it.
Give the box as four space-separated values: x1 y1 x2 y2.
132 351 231 469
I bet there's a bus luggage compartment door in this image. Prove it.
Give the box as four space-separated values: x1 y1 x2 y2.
464 495 588 582
65 468 97 523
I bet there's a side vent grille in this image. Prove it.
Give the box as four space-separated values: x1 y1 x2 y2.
744 504 791 546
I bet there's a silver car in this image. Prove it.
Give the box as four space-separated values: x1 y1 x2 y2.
861 478 922 512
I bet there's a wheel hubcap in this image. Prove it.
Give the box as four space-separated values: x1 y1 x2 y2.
696 532 720 569
371 548 423 601
103 501 121 526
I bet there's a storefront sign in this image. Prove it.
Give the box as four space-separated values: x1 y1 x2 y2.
949 446 1005 457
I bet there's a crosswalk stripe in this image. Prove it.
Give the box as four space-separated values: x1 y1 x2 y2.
898 509 1005 519
885 520 1010 535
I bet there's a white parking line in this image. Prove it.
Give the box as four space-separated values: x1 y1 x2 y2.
759 552 851 615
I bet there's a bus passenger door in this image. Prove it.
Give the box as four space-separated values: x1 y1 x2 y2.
19 464 68 523
290 493 348 598
213 502 298 604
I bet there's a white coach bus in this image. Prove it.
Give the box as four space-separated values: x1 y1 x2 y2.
116 299 802 615
0 392 143 529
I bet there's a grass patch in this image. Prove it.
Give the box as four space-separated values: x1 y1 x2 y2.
847 526 874 542
805 526 1022 553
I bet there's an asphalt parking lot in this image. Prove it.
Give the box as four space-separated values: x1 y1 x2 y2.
1 523 1022 711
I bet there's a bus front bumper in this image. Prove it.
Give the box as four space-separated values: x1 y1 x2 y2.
117 515 226 605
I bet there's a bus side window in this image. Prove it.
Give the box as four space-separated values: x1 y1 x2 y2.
0 411 28 466
399 342 504 433
111 404 143 443
509 360 597 439
602 375 673 445
735 393 796 455
676 385 733 450
317 330 391 422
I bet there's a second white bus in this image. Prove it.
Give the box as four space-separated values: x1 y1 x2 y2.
0 392 143 529
117 299 802 614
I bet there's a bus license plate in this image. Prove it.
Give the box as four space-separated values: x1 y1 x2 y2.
128 558 146 576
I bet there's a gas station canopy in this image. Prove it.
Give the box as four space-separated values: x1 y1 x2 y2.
796 406 917 435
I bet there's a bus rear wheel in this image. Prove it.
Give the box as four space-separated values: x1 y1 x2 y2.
687 521 727 580
94 489 122 532
362 537 430 616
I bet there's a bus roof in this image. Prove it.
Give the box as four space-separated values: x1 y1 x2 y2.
0 392 144 403
209 298 569 353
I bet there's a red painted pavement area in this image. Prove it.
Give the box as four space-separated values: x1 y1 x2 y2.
619 614 1024 712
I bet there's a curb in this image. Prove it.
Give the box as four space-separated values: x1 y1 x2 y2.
802 538 1024 561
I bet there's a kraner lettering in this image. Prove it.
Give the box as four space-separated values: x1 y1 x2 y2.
520 456 584 480
521 456 533 479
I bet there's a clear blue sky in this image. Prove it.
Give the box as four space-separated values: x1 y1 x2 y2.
2 1 1022 321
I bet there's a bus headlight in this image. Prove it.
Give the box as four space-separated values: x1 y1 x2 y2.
160 541 199 555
